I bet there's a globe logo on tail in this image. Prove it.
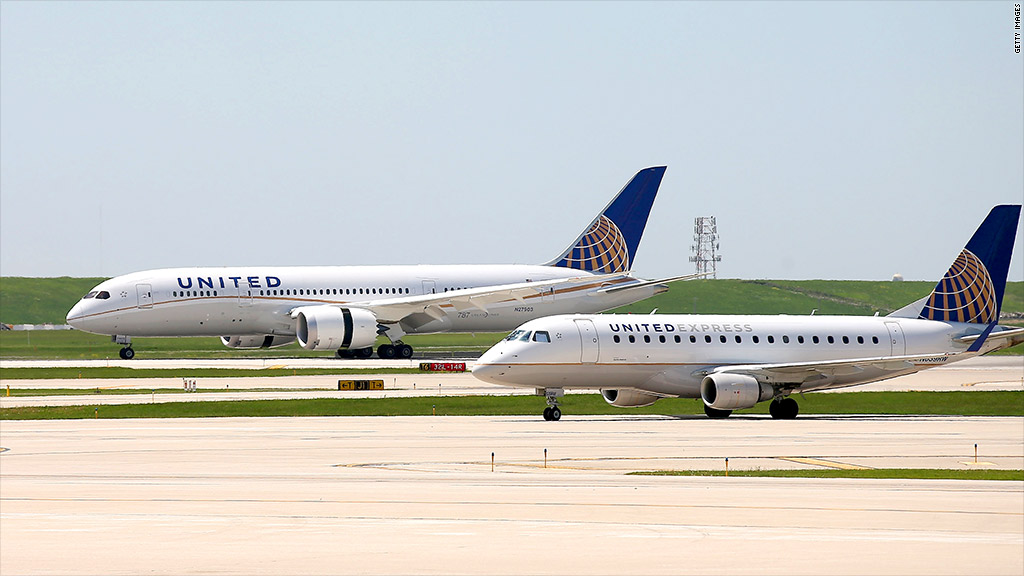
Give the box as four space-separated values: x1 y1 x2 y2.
919 249 998 324
558 215 630 273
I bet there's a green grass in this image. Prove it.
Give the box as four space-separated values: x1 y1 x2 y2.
0 366 425 380
629 469 1024 481
2 390 1021 420
2 278 1021 358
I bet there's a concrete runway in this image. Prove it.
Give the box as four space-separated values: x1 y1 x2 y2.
1 415 1022 575
2 356 1021 408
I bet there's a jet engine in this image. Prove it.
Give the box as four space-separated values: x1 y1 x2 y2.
294 306 378 351
601 388 660 408
220 335 295 349
700 373 773 411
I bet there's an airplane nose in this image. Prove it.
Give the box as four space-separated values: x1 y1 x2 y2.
470 361 507 384
66 302 86 328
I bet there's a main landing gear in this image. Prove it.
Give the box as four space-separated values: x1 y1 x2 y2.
703 404 732 419
768 397 799 419
376 343 413 359
541 388 564 421
118 346 135 360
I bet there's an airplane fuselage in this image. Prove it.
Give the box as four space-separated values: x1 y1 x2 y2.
67 265 661 339
473 313 990 397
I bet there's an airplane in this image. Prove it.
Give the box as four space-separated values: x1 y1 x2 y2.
472 205 1023 420
67 166 697 360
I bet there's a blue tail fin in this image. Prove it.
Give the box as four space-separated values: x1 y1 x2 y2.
546 166 666 273
918 205 1021 324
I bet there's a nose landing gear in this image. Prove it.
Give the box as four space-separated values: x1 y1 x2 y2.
541 388 564 421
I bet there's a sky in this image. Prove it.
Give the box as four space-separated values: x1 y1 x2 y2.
2 1 1022 282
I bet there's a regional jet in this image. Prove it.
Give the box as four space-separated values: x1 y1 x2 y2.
473 205 1023 420
68 167 695 359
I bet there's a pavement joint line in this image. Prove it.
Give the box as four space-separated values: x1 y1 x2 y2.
778 457 874 470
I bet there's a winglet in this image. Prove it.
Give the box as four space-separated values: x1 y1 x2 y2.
546 166 666 273
916 205 1021 324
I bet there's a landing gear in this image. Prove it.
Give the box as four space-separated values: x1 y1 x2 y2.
113 335 134 360
769 397 799 419
376 343 414 359
703 404 732 418
541 388 564 421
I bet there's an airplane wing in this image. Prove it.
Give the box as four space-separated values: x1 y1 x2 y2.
343 273 632 324
596 272 709 294
704 352 954 387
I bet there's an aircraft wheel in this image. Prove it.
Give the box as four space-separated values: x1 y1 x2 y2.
543 407 552 421
336 349 353 359
356 347 374 359
769 399 783 419
377 344 396 359
119 347 135 360
781 397 799 419
396 344 413 359
703 404 732 418
550 407 561 421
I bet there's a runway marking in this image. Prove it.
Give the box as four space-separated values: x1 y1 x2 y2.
778 457 872 470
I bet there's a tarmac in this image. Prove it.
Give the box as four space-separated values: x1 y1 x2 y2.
1 415 1021 575
1 356 1022 574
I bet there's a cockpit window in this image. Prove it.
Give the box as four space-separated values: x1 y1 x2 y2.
95 291 111 300
518 331 532 342
533 331 550 343
82 291 98 300
505 330 525 342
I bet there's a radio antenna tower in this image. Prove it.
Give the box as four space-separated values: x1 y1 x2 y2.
689 216 722 278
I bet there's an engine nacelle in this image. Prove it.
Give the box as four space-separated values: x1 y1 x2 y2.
221 335 295 349
700 373 773 411
294 306 378 351
601 388 660 408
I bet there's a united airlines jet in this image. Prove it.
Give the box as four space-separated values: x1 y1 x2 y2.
67 167 694 359
473 205 1023 420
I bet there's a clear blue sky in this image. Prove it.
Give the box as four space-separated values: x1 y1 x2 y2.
2 1 1021 282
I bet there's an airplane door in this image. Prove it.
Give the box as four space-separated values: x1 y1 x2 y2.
136 284 153 309
885 322 906 356
422 280 436 295
237 284 253 307
574 319 599 364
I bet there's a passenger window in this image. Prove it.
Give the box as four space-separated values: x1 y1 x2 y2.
797 336 805 344
858 336 865 344
753 335 760 344
675 335 681 343
842 336 850 344
735 335 742 343
812 336 820 344
689 335 696 343
719 335 727 343
659 335 666 343
782 335 790 344
613 335 621 343
628 335 636 343
533 331 550 343
767 335 775 344
872 336 879 344
704 335 712 343
644 335 651 343
827 336 835 344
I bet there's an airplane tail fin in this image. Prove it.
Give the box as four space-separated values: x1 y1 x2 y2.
889 205 1021 324
545 166 666 273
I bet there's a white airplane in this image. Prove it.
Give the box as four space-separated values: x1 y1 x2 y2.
473 205 1023 420
67 166 696 360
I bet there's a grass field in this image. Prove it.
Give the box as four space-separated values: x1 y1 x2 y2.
2 390 1021 420
629 469 1024 481
2 278 1022 359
